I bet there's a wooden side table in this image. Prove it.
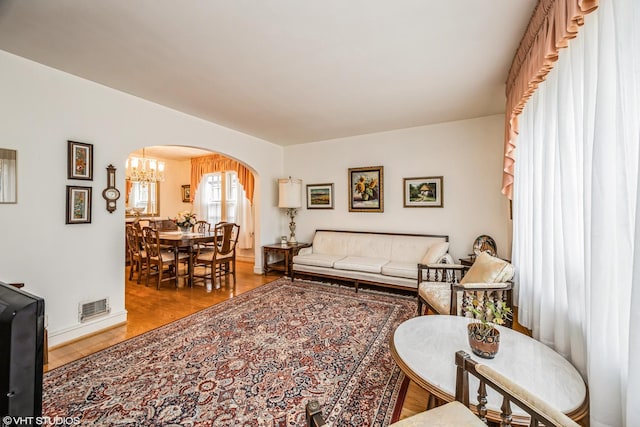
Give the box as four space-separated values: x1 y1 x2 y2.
263 242 311 276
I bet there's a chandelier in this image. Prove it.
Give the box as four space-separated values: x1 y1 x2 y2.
125 149 165 184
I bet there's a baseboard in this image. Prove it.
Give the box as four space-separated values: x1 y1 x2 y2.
48 309 128 348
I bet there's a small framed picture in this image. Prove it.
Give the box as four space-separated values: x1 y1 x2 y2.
349 166 383 212
67 141 93 180
403 176 444 208
181 185 191 203
66 185 92 224
306 183 334 209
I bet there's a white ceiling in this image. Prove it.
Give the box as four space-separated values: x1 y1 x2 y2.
0 0 536 146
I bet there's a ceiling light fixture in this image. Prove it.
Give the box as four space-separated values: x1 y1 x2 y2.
125 148 165 184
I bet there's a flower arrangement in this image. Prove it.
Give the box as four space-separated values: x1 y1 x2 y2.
466 298 512 338
354 175 378 201
174 211 197 229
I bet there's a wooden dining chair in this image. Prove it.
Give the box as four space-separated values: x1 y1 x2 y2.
126 223 148 284
142 226 190 289
193 222 240 289
193 220 215 253
194 220 211 233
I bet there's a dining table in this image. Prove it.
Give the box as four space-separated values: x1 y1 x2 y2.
157 231 217 288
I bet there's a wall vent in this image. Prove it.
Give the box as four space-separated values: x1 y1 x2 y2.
79 298 110 322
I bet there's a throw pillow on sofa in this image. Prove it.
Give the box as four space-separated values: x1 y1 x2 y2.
420 242 450 264
460 252 514 284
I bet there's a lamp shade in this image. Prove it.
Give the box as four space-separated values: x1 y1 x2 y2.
278 177 302 208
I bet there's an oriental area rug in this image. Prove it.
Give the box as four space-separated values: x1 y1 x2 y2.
43 278 417 426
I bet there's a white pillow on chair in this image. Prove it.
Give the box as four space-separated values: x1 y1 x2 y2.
460 252 514 284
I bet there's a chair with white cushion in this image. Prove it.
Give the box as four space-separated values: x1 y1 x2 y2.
306 350 580 427
417 252 514 326
193 222 240 289
142 227 190 289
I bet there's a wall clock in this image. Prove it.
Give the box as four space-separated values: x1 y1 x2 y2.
102 164 120 213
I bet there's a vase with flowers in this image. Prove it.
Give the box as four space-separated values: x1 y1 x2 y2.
466 298 512 359
175 211 197 233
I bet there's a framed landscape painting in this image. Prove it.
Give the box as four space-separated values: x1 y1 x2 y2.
349 166 383 212
67 141 93 180
66 185 92 224
306 183 334 209
403 176 443 208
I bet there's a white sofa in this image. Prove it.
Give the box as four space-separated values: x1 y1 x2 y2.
291 230 450 291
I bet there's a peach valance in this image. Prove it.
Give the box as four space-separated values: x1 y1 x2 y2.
502 0 598 199
190 154 255 204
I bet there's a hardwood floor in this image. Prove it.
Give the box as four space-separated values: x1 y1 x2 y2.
45 261 527 421
46 261 271 370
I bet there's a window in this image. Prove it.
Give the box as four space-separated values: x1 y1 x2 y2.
126 181 159 216
200 171 238 224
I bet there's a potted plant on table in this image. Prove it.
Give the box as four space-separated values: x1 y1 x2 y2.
466 298 512 359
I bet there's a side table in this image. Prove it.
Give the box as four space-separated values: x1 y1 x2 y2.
263 242 311 276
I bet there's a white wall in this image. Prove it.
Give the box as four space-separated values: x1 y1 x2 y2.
284 116 511 262
0 50 283 346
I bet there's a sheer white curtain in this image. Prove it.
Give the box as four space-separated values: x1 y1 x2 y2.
193 172 254 250
513 0 640 425
235 187 254 250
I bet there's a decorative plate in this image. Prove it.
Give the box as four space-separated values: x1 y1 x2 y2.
473 235 497 257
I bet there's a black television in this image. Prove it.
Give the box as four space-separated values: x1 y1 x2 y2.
0 281 45 417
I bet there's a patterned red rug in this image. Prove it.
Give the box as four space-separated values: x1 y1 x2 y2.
43 278 416 426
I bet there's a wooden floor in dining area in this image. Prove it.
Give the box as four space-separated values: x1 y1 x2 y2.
45 260 438 421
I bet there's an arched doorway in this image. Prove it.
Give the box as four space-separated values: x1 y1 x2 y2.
124 145 257 262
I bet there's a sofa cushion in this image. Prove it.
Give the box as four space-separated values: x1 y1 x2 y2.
292 253 345 268
346 235 393 258
460 252 514 284
390 236 444 263
333 256 389 274
420 241 450 264
381 261 418 280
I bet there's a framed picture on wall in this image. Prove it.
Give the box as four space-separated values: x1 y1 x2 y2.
403 176 443 208
65 185 92 224
181 185 191 203
306 183 334 209
349 166 383 212
67 141 93 180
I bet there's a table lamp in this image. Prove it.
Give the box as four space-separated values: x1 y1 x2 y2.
278 177 302 243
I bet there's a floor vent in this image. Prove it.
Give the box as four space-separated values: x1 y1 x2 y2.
79 298 110 322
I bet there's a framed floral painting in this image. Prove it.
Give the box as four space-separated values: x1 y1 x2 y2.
349 166 383 212
66 185 92 224
67 140 93 180
403 176 443 208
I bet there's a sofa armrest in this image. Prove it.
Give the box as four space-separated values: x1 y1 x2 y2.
453 282 512 290
297 247 313 257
